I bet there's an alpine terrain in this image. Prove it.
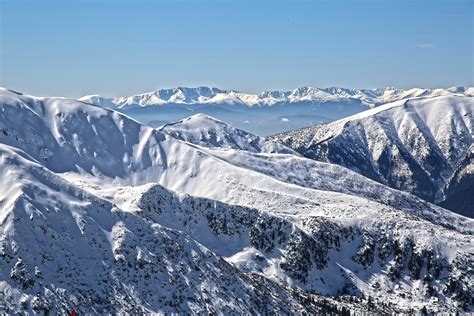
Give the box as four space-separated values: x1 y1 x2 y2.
272 96 474 218
0 87 472 314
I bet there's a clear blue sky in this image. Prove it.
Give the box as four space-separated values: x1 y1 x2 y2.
1 0 472 97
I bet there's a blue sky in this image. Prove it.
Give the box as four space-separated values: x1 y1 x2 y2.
1 0 472 97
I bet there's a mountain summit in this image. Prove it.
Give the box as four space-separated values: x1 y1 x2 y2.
158 113 297 154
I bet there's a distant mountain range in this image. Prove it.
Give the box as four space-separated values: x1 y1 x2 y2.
0 87 472 313
81 86 474 108
80 86 474 135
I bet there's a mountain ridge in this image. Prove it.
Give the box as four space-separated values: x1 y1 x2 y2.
80 86 474 108
271 95 474 217
0 87 472 313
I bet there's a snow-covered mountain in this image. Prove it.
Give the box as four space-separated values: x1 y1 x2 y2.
0 143 341 314
158 113 297 154
272 96 474 218
1 88 473 313
81 86 474 108
79 86 474 135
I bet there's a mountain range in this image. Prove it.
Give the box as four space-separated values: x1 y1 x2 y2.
0 87 472 313
81 86 474 108
272 96 473 218
80 86 474 135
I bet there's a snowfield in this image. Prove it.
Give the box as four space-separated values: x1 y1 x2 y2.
0 87 473 313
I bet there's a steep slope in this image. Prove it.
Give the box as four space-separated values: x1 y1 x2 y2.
0 144 346 314
439 144 474 216
1 88 473 312
158 113 297 154
272 96 474 217
79 86 473 135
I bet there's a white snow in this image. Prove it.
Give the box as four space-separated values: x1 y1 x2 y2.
79 86 474 109
273 95 474 211
158 113 297 154
1 87 473 313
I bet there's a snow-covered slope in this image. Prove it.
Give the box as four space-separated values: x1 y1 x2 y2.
272 96 474 217
79 86 474 136
158 113 297 154
0 144 343 314
1 88 473 313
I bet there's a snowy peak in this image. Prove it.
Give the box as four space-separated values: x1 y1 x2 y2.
80 86 234 108
159 113 297 154
160 112 232 129
80 86 474 109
